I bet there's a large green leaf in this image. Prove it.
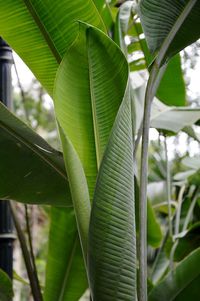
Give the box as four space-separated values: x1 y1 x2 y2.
0 269 13 301
0 0 105 95
0 102 70 206
44 208 88 301
139 0 200 60
88 84 137 300
54 23 128 195
149 248 200 301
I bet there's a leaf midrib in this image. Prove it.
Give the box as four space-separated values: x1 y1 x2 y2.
0 121 67 181
87 39 101 168
23 0 62 64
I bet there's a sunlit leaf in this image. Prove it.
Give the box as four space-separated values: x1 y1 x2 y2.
0 0 105 95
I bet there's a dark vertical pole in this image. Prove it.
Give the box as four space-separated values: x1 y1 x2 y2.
0 37 14 279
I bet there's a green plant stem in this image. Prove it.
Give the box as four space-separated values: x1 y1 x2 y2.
138 1 197 300
139 63 159 301
10 202 43 301
174 185 185 236
163 135 174 270
164 136 172 238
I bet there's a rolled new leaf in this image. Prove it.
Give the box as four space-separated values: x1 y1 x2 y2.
89 84 137 301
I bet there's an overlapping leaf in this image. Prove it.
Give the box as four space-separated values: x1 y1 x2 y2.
55 23 137 300
54 23 128 195
53 22 131 300
89 84 137 301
